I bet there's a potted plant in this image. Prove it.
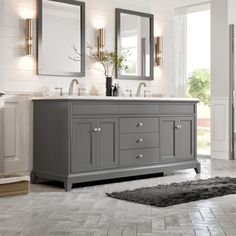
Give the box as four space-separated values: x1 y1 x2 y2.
87 44 128 96
69 44 129 96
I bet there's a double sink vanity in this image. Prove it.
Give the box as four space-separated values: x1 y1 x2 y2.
32 96 200 191
32 0 200 191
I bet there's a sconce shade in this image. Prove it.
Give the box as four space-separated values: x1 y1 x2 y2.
97 28 105 59
156 36 163 54
26 18 33 55
155 36 163 66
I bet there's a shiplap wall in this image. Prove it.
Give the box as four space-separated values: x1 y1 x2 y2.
0 0 175 96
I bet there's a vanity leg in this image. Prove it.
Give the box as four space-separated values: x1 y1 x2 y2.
194 163 201 174
64 181 72 191
30 172 38 184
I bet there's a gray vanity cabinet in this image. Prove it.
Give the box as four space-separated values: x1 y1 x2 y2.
71 118 118 173
160 117 194 162
32 99 200 191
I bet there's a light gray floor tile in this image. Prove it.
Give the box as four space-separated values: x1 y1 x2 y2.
1 158 236 235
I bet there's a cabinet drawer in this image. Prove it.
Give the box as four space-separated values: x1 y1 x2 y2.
159 104 194 114
120 133 159 149
120 117 159 133
119 104 195 114
119 104 159 114
71 103 119 115
120 148 160 167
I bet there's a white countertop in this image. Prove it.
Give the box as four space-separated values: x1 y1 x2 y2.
31 96 199 102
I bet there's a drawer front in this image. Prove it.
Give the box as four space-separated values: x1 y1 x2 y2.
159 104 194 114
71 103 119 115
120 104 159 114
120 133 159 149
120 117 159 133
119 104 195 115
120 148 160 167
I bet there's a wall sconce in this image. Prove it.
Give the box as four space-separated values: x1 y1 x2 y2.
97 28 105 59
26 18 33 55
155 36 163 66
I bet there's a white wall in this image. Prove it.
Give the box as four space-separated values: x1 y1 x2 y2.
174 0 210 8
211 0 231 160
211 0 229 98
0 1 4 92
0 0 176 97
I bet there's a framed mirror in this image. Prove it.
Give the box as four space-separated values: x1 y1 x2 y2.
37 0 85 77
115 8 154 80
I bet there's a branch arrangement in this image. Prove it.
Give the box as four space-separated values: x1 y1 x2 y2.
69 43 129 77
68 44 81 62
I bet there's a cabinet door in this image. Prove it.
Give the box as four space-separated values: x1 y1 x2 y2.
71 119 96 172
177 117 195 160
160 117 177 162
97 118 118 169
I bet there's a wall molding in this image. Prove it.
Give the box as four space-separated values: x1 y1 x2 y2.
2 94 32 174
0 98 4 173
211 96 230 160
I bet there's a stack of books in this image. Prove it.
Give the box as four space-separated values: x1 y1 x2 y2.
0 175 30 198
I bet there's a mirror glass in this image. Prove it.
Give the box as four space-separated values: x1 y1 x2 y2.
37 0 85 76
116 9 154 80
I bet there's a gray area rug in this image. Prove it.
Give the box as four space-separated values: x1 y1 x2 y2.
106 177 236 207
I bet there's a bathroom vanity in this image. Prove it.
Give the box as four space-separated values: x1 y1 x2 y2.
32 97 200 191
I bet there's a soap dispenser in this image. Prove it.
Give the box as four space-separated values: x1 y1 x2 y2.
112 84 119 96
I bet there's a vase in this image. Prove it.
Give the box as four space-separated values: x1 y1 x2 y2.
106 77 113 96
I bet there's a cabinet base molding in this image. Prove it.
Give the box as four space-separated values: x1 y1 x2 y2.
31 160 200 191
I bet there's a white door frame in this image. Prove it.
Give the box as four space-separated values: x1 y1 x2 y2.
0 95 4 173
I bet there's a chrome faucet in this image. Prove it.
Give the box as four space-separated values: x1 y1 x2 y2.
136 82 147 97
68 79 79 96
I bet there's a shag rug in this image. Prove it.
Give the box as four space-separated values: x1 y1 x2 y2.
106 177 236 207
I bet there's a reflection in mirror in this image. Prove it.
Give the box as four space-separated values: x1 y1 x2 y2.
116 9 154 80
37 0 85 76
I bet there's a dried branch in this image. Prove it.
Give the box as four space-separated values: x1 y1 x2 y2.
68 44 81 62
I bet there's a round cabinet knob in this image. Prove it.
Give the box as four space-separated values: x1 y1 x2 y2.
97 128 101 132
136 154 143 159
137 138 143 143
137 123 143 127
93 128 98 132
175 124 182 129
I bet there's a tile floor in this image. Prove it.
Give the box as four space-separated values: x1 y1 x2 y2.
1 158 236 236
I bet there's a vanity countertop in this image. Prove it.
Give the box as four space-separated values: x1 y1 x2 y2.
31 96 199 102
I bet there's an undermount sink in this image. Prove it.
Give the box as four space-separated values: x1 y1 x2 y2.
31 95 199 102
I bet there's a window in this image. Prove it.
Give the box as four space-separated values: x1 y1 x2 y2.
175 3 211 156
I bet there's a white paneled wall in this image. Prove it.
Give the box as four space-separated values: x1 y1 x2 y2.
0 95 31 174
211 97 229 159
0 98 4 173
0 0 176 96
0 1 4 91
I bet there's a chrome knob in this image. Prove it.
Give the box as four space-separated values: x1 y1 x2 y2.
175 124 182 129
125 89 133 97
136 154 143 159
97 128 101 132
93 128 98 132
137 123 143 127
137 138 143 143
78 88 86 96
55 87 63 96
